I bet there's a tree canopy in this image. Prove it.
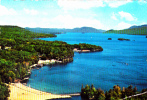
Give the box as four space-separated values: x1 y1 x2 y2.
81 84 147 100
0 25 103 99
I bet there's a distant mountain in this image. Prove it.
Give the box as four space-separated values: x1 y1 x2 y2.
25 27 66 33
69 27 105 33
128 25 147 29
25 27 105 34
105 24 147 35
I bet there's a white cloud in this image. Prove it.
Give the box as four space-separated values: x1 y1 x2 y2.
116 22 132 30
138 0 147 5
41 15 104 29
118 11 137 21
105 0 132 8
23 8 39 15
111 12 118 20
58 0 105 10
54 15 104 29
42 12 48 15
0 5 17 16
0 9 104 29
140 22 147 25
23 8 48 16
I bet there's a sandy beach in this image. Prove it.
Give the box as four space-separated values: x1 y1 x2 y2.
8 83 71 100
8 59 75 100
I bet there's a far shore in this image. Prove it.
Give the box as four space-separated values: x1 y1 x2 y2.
8 83 72 100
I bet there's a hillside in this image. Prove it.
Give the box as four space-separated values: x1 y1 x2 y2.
128 25 147 29
0 25 103 84
0 25 74 82
26 27 105 33
0 25 56 38
105 24 147 35
0 25 74 99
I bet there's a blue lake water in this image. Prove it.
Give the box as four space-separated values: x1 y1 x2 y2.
27 33 147 99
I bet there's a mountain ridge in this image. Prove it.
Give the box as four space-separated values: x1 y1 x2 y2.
128 24 147 29
105 24 147 35
25 27 105 33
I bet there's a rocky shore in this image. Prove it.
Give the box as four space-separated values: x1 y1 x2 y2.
73 48 103 53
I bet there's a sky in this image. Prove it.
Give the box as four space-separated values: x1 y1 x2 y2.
0 0 147 30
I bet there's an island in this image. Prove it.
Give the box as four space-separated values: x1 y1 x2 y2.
108 38 112 40
118 38 130 41
0 25 103 100
72 43 103 53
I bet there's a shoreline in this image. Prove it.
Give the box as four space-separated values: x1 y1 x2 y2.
10 60 80 100
73 48 103 53
30 59 62 69
8 83 72 100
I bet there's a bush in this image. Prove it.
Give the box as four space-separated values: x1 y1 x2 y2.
0 82 10 100
81 84 147 100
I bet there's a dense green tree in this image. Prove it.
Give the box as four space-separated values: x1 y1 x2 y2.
0 82 10 100
0 25 103 99
94 89 105 100
81 85 105 100
73 43 103 51
81 84 147 100
105 85 122 100
121 85 137 98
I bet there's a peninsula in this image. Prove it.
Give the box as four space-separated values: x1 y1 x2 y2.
0 25 103 100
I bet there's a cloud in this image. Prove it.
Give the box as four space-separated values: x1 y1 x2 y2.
138 0 147 5
111 12 118 20
55 15 104 29
42 12 48 15
105 0 132 8
116 22 132 30
23 8 39 15
41 15 104 29
23 8 48 16
140 22 147 25
57 0 105 10
0 5 17 16
118 11 137 21
58 0 132 9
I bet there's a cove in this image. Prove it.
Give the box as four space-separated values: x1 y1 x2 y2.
27 33 147 97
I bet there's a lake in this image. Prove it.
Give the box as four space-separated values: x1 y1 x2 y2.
27 33 147 99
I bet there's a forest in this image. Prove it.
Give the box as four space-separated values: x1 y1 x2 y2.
0 25 103 99
72 43 103 51
81 84 147 100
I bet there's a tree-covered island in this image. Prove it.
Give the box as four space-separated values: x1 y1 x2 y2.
73 43 103 53
0 25 103 99
118 38 130 41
